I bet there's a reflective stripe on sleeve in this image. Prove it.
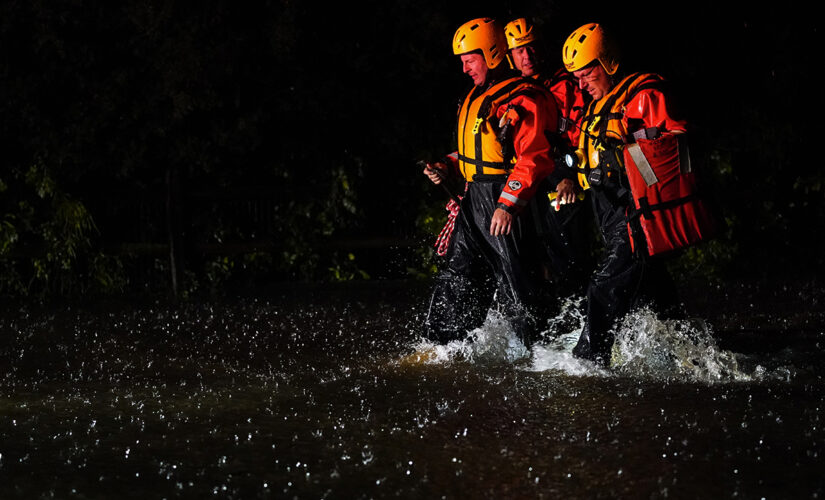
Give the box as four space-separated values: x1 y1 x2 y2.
499 191 528 206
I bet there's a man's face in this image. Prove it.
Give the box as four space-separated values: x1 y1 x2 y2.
460 53 488 86
573 64 612 100
511 45 539 77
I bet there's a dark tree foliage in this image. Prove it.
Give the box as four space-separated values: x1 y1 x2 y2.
0 0 819 298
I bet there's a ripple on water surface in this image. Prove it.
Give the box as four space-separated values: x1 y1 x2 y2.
1 293 823 498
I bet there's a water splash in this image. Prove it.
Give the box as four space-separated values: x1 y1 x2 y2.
399 310 530 366
394 294 790 384
528 295 609 376
609 308 754 383
542 295 586 340
465 311 531 362
526 298 773 382
528 340 608 376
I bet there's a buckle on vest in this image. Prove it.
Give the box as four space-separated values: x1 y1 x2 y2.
471 117 484 135
558 116 572 133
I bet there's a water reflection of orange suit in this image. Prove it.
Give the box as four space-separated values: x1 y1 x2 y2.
424 75 558 346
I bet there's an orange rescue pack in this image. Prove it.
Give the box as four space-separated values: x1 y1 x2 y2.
623 131 717 256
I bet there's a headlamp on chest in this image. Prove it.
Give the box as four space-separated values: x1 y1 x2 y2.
564 149 585 169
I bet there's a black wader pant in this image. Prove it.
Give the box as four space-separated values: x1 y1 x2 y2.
572 187 679 364
533 185 595 298
424 181 544 346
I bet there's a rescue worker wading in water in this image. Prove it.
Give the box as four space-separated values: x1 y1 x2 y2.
504 17 594 294
422 18 559 347
562 23 708 364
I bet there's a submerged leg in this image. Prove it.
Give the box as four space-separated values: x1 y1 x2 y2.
573 191 643 365
423 190 495 343
424 269 494 343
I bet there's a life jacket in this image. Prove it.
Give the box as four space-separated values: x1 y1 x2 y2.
456 77 547 182
577 72 717 256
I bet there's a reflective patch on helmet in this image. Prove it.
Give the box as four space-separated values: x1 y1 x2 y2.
508 180 522 191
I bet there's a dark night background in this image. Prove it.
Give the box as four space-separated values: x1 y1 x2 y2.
0 0 821 300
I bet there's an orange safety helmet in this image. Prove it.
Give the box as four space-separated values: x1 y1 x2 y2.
504 18 537 50
562 23 619 75
452 18 508 69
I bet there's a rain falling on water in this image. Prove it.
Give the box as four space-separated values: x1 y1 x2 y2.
1 283 823 498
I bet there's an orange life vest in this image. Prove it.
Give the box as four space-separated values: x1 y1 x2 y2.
456 77 545 180
455 76 557 211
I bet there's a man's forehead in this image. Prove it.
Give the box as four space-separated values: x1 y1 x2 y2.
459 52 485 62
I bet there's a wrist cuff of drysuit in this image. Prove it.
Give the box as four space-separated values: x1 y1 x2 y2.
497 202 518 214
434 154 459 179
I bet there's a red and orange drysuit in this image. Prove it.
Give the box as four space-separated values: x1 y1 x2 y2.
536 68 589 150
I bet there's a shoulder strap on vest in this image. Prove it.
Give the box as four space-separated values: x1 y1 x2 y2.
478 77 543 120
596 74 643 146
581 73 662 149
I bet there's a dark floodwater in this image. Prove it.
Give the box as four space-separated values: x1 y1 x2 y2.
1 281 823 499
